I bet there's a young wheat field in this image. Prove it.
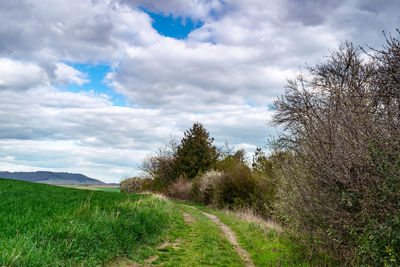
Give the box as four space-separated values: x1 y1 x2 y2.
0 178 175 266
0 178 333 266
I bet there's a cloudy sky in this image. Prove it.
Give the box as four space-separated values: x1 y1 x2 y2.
0 0 399 183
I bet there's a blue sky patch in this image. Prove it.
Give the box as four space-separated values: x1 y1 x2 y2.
142 8 204 39
58 63 127 107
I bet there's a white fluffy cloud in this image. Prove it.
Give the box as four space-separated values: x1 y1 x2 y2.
0 0 398 182
0 58 48 90
54 63 89 86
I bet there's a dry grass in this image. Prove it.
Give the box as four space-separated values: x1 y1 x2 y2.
225 208 282 233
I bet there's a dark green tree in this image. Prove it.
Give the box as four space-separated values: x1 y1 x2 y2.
174 123 218 179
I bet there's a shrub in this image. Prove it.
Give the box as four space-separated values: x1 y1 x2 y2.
140 137 179 189
271 36 400 263
163 176 193 201
355 214 400 266
120 177 153 194
251 173 277 218
214 164 256 210
193 152 277 218
192 170 222 205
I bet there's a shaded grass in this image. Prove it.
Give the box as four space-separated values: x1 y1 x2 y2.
0 178 174 266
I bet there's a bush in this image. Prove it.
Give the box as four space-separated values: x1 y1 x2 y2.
355 214 400 266
271 36 400 263
163 176 193 201
191 151 277 218
192 170 222 205
120 177 154 194
140 137 179 189
214 164 256 209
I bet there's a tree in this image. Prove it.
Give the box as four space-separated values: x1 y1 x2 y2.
140 137 179 189
174 123 218 180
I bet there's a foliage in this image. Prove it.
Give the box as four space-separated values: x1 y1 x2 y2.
191 149 277 218
252 147 274 177
174 122 218 180
355 214 400 266
271 35 400 264
214 163 256 209
140 123 218 189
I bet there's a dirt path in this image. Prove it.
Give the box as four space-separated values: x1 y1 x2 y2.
116 204 255 267
183 207 255 267
180 210 195 225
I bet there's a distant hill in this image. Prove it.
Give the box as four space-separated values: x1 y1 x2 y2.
0 171 105 185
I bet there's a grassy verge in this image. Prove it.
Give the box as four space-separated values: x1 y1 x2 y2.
180 202 337 266
0 178 174 266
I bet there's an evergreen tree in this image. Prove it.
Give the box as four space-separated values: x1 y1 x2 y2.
174 123 218 179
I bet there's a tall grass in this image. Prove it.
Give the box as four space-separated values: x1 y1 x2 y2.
0 178 175 266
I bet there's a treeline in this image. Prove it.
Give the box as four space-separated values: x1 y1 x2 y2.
122 29 400 266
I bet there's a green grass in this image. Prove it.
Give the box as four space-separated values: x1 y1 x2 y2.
94 187 121 193
180 202 337 266
57 185 121 193
149 204 244 266
0 178 175 266
0 178 338 266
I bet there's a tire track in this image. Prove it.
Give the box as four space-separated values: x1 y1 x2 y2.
187 206 255 267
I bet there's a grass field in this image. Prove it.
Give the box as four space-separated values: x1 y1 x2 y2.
1 178 335 266
0 178 176 266
58 185 121 193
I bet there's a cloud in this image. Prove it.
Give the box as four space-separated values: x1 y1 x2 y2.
119 0 225 20
0 58 48 90
0 0 398 182
54 63 89 86
0 85 270 181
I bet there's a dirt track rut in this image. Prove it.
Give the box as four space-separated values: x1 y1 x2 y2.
187 207 255 267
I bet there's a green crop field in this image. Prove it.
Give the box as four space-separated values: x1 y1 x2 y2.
0 178 176 266
0 178 334 266
94 187 121 193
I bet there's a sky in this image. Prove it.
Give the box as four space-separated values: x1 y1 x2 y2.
0 0 399 183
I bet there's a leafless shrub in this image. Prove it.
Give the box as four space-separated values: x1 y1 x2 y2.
163 176 193 201
271 38 400 264
140 137 179 189
120 177 153 194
